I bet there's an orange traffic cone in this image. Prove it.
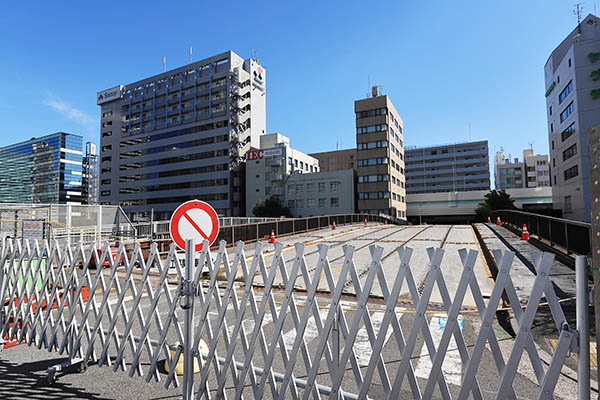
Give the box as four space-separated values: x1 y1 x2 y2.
487 216 491 223
521 224 529 240
269 229 276 243
496 216 501 226
332 221 336 230
364 218 367 225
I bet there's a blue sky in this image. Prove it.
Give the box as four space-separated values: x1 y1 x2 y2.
0 1 591 173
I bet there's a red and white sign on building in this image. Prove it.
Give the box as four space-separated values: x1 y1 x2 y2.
246 149 264 160
169 200 220 252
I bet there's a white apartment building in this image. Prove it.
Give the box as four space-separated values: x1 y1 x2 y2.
545 13 600 221
495 149 550 189
245 133 320 214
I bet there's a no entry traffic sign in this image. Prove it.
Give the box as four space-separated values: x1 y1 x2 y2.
169 200 220 252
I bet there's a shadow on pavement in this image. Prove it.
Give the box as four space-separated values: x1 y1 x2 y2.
0 357 110 400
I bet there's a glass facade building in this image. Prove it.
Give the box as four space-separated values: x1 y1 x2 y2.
0 132 84 204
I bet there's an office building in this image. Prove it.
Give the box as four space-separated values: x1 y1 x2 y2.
309 149 357 172
355 86 406 219
495 149 550 190
98 50 266 221
0 132 83 204
545 13 600 222
405 141 490 194
82 142 99 205
245 133 320 215
285 170 355 217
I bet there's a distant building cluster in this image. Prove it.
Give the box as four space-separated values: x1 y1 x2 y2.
0 132 97 205
1 14 598 223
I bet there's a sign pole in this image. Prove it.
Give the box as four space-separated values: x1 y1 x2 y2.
587 125 600 396
183 238 195 400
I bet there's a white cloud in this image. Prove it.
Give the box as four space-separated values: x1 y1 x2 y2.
44 95 97 133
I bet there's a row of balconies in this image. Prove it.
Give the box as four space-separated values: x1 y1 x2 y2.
406 173 490 185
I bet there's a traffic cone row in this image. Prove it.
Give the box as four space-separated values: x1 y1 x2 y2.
332 221 336 230
269 229 276 243
364 218 367 225
521 224 530 240
496 216 502 226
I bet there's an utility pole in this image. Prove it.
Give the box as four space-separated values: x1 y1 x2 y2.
588 125 600 396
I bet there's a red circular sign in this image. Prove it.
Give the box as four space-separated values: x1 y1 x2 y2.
169 200 220 252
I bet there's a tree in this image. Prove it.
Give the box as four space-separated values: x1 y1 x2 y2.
475 190 517 220
252 197 292 218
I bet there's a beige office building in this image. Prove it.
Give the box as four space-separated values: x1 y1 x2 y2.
354 87 406 219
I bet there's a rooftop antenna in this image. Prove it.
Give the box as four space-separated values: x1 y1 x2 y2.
163 56 166 72
528 141 534 151
574 3 584 34
336 141 339 151
189 46 193 63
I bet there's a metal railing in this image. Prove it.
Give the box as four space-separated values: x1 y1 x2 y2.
214 213 395 245
489 209 591 256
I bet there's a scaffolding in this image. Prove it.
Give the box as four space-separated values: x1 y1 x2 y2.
0 203 135 246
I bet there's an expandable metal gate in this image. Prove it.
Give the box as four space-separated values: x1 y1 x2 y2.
0 237 591 399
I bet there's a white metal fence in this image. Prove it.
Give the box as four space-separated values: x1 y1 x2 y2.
0 238 590 399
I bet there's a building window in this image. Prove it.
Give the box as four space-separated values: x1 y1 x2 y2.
358 140 388 150
265 186 271 196
307 183 315 192
356 124 387 134
296 184 304 193
564 165 578 181
307 199 316 208
331 198 339 207
102 111 113 118
356 107 387 119
288 200 295 208
358 192 390 200
559 102 574 123
553 158 555 167
101 167 111 174
559 81 573 104
102 131 113 137
296 199 304 208
318 182 326 192
318 198 327 207
561 122 576 142
564 195 572 211
101 190 111 196
568 58 572 67
288 184 295 193
101 179 111 185
101 156 111 162
549 106 552 116
551 140 554 150
357 157 388 166
550 123 553 133
562 144 577 161
330 181 340 191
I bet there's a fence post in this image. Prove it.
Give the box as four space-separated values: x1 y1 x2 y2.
576 256 590 400
183 239 195 400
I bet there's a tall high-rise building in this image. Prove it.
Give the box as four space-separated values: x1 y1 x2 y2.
0 132 83 204
354 86 406 219
494 148 550 190
98 50 266 221
405 141 490 194
82 142 98 205
545 13 600 221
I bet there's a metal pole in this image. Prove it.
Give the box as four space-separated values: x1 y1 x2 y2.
183 238 195 400
576 256 590 400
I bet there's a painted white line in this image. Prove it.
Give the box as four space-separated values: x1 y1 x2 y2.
353 308 403 367
414 313 463 386
281 307 328 350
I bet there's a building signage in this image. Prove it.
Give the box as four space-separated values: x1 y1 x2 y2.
252 64 265 92
87 142 97 156
97 85 123 105
246 148 282 160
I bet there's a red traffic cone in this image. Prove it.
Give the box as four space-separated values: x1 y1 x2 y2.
269 229 276 243
332 221 336 230
487 216 491 223
496 216 501 226
521 224 530 240
364 218 367 225
385 219 388 225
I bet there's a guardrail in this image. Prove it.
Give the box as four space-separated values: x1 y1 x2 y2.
488 209 591 256
214 213 395 245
